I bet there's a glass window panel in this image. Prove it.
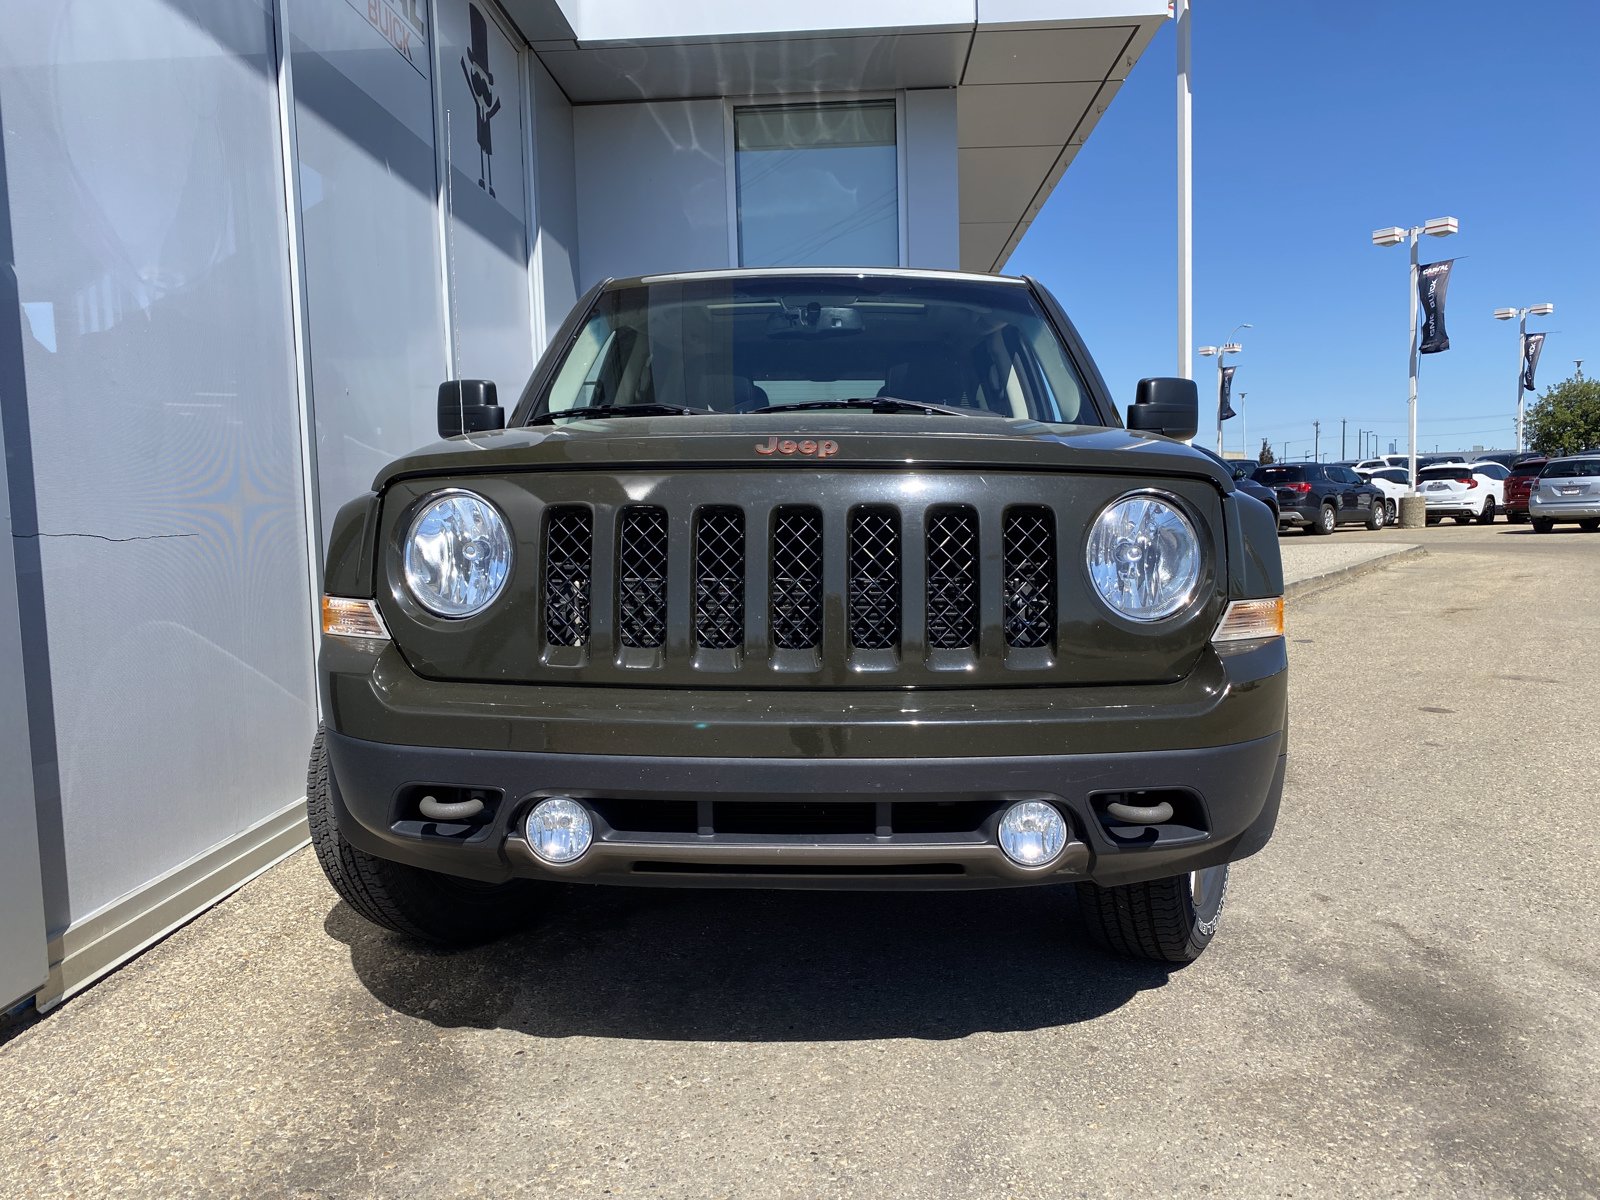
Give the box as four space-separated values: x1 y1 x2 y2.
735 101 898 268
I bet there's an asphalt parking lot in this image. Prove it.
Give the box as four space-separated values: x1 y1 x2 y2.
4 522 1597 1200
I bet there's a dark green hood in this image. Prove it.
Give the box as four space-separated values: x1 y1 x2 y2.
372 413 1235 493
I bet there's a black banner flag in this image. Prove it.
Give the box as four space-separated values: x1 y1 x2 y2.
1417 259 1455 354
1219 365 1237 421
1522 331 1546 392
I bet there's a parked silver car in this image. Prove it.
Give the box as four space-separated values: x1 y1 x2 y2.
1530 454 1600 533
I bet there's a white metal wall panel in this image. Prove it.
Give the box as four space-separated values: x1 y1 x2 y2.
903 89 960 270
0 0 316 926
530 55 579 343
435 0 535 394
572 100 732 287
288 0 450 540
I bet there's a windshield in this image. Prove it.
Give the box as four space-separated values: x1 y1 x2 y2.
1541 459 1600 479
525 276 1096 424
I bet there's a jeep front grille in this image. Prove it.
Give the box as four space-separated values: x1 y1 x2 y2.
770 507 823 650
1003 506 1055 648
544 506 592 646
848 506 900 650
694 507 745 649
925 506 978 650
617 506 668 648
534 500 1060 661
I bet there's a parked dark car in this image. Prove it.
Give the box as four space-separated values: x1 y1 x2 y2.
1251 462 1386 534
1503 457 1547 522
308 268 1288 966
1196 447 1277 520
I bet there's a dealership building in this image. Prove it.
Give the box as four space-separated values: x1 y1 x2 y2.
0 0 1166 1011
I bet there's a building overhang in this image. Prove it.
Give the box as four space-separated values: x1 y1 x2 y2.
500 0 1168 271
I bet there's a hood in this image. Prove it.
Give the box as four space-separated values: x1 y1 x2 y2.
372 413 1235 494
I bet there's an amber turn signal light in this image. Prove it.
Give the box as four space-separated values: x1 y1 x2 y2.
1210 597 1284 644
321 596 390 640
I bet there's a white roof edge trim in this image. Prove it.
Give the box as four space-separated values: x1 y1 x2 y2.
632 267 1030 285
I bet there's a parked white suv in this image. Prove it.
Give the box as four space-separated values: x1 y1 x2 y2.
1417 461 1508 524
1355 465 1410 523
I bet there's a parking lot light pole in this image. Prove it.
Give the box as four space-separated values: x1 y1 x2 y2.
1372 217 1458 500
1198 323 1250 452
1237 392 1247 459
1493 303 1554 452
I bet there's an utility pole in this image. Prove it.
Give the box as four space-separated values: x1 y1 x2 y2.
1238 392 1247 460
1341 418 1347 460
1313 419 1321 463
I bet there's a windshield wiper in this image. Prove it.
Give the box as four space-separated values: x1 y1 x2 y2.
748 396 972 417
529 403 700 426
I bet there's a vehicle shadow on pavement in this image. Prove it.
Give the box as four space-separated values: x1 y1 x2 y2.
324 885 1174 1041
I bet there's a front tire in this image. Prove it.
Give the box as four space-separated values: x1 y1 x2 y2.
307 727 540 944
1311 503 1337 535
1076 864 1230 965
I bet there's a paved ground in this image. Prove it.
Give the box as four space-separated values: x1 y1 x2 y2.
4 522 1598 1200
1276 530 1418 591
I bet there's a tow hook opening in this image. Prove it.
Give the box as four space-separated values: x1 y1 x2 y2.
1089 788 1208 848
395 785 502 839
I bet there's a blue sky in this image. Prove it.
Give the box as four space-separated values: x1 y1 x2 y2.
1008 0 1599 460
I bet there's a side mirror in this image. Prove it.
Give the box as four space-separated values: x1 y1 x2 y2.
437 379 505 438
1126 377 1199 441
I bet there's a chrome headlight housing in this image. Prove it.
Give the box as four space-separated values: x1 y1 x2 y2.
402 490 513 618
1085 492 1202 621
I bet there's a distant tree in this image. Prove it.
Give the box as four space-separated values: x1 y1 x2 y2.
1257 439 1275 464
1525 375 1600 456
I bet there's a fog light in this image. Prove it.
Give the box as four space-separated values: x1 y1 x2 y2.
525 797 592 864
998 801 1069 867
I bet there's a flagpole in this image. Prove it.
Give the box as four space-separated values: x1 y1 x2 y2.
1517 312 1526 452
1176 0 1193 385
1408 227 1419 494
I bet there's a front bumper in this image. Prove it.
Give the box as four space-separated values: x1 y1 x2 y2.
320 637 1288 891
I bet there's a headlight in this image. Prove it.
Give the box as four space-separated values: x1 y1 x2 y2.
1085 492 1201 621
402 491 512 618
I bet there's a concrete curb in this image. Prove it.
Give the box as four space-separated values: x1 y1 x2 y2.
1285 544 1425 600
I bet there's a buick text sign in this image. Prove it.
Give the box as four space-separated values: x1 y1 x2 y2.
1418 259 1455 355
1522 331 1547 392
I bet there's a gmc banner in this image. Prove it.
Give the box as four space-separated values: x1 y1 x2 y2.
1522 331 1547 392
1418 259 1455 354
1219 365 1237 421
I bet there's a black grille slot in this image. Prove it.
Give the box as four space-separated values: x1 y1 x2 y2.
770 507 823 650
925 506 978 649
1003 507 1055 648
617 506 668 648
544 506 593 647
849 507 901 649
694 507 745 649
